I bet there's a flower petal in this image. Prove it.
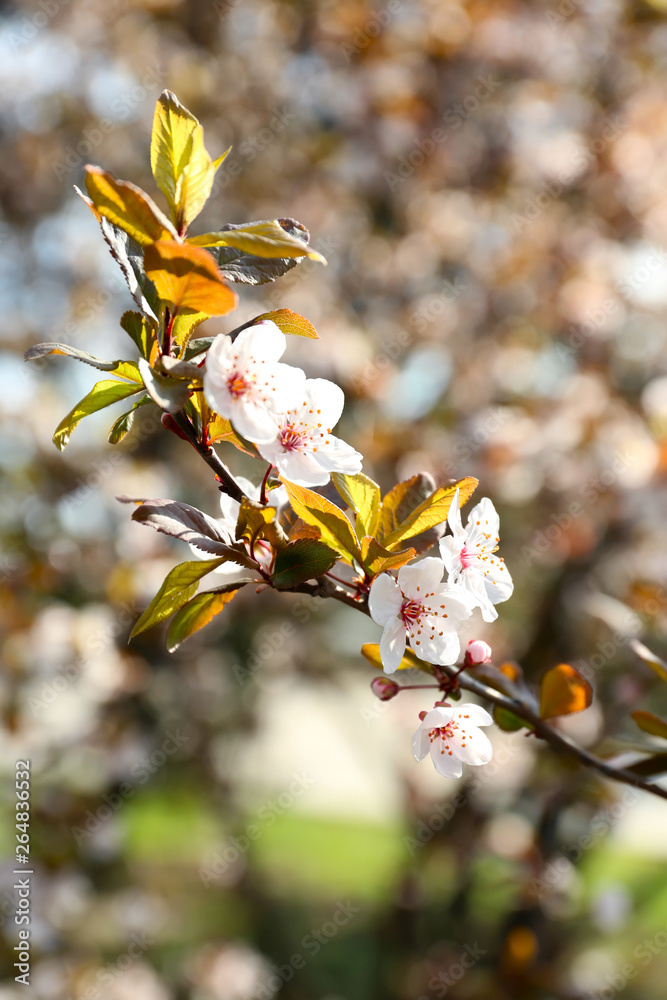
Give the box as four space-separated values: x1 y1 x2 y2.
454 704 493 727
438 534 462 581
234 320 286 364
269 447 330 486
422 706 455 728
397 557 445 599
410 624 460 666
369 573 403 626
380 618 407 674
466 496 500 541
232 397 281 444
304 377 345 428
412 723 432 762
447 487 466 539
311 435 363 475
430 741 463 778
479 554 514 606
450 726 493 766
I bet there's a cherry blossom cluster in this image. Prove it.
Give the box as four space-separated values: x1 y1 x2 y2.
203 320 363 487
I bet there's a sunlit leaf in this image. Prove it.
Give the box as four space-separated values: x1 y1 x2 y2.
108 394 152 445
150 90 201 219
166 584 245 652
175 128 219 231
236 498 286 550
130 557 229 639
76 187 161 321
144 240 236 317
359 537 416 577
272 539 338 590
188 219 327 263
206 414 259 457
381 477 479 551
252 308 318 339
172 310 209 352
281 479 362 564
632 710 667 741
333 472 381 537
539 663 592 720
84 165 177 246
53 379 143 451
378 473 435 540
361 642 434 674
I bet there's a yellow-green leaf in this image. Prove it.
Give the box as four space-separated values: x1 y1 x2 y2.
166 584 244 652
24 343 142 381
188 220 327 263
172 311 209 352
53 379 143 451
361 642 433 674
207 414 258 457
130 557 228 639
236 498 286 550
381 477 479 551
281 479 362 564
333 472 381 537
150 90 201 218
175 127 216 231
539 663 592 720
252 308 319 339
120 310 158 362
144 240 236 316
84 165 177 246
108 394 152 445
359 536 416 577
632 710 667 741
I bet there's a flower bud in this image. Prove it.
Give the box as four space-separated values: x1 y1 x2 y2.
464 639 492 668
371 677 399 701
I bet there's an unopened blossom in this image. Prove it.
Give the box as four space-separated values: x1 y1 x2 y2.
189 476 287 580
412 703 493 778
204 321 305 444
370 676 399 701
368 557 475 673
464 639 493 667
439 490 513 623
257 377 363 487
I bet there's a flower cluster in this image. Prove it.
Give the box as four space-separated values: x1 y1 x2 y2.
203 321 362 487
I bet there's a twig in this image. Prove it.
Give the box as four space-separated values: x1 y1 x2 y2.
172 411 248 503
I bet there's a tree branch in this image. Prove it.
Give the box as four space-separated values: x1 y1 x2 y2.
316 585 667 803
172 410 248 503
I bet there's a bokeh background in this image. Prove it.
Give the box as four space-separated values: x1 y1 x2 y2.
2 0 667 997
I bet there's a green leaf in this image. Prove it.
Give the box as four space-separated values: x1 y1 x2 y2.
359 536 416 577
53 379 143 450
539 664 592 720
632 710 667 741
378 473 435 541
493 706 527 732
108 394 152 444
272 539 337 590
380 477 479 551
120 310 157 361
131 557 228 639
333 472 381 537
281 479 362 564
172 311 209 353
24 343 142 381
252 308 319 339
236 498 286 550
188 219 327 263
360 642 434 675
166 584 245 652
138 358 193 414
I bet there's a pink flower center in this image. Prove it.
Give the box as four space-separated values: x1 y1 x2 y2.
460 544 474 569
400 598 424 626
227 372 251 398
279 423 304 451
429 723 456 742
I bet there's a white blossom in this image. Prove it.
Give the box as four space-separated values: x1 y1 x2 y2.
203 321 305 444
368 557 475 673
439 491 513 623
257 377 362 487
412 703 493 778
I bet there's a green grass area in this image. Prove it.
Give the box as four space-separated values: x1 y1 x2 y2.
249 811 409 901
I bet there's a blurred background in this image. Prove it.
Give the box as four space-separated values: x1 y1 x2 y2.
1 0 667 997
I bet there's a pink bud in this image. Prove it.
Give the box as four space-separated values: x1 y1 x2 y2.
371 677 399 701
418 710 428 721
464 639 492 668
